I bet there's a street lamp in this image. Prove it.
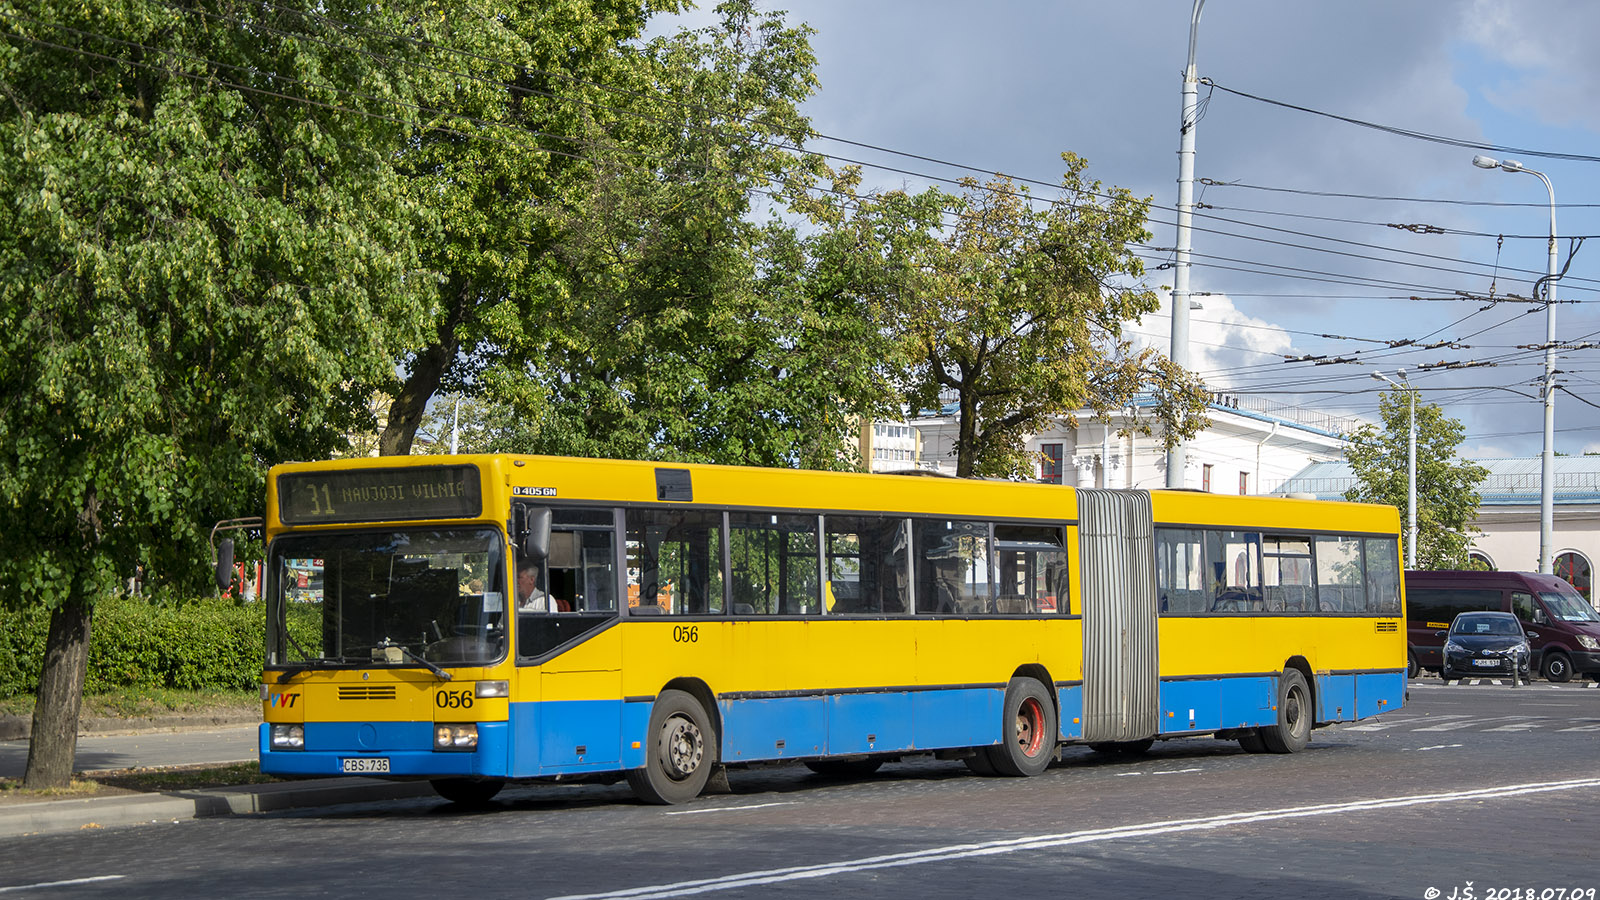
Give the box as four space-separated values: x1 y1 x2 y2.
1472 154 1559 574
1372 370 1417 569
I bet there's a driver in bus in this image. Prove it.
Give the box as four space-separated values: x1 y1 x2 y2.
517 560 556 613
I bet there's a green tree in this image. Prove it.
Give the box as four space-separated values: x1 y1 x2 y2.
0 0 433 786
1344 388 1488 569
802 156 1210 478
375 1 864 467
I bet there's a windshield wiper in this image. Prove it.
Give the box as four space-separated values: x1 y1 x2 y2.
375 640 452 681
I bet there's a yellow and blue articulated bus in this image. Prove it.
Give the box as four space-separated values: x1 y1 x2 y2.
237 454 1406 805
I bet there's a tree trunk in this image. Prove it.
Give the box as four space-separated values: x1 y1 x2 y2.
377 285 469 456
23 598 93 789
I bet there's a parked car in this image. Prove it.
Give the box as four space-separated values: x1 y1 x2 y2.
1438 611 1531 683
1404 570 1600 682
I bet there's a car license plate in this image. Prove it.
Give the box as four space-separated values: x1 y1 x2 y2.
1471 659 1499 668
342 757 390 774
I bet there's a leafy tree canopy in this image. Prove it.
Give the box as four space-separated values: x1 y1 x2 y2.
0 0 438 785
796 156 1210 478
1344 388 1488 569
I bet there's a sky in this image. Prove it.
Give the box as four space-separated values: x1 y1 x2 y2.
656 0 1600 460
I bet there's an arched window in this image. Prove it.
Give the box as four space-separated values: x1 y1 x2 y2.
1554 551 1592 601
1467 550 1495 572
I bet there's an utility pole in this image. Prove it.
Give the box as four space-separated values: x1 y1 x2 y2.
1167 0 1205 489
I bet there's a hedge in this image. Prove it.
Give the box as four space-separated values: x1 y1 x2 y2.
0 594 268 699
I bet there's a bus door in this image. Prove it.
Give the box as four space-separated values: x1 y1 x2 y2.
1076 489 1160 743
513 505 623 775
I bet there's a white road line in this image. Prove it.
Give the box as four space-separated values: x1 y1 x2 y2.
1485 723 1546 732
545 778 1600 900
1414 744 1464 751
1414 716 1534 732
1557 725 1600 732
0 876 126 894
665 803 794 817
1344 716 1435 731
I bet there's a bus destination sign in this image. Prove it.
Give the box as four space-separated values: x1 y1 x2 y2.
278 465 482 525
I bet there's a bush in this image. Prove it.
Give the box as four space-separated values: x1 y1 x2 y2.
0 594 265 699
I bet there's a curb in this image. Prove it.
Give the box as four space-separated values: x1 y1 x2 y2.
0 777 438 838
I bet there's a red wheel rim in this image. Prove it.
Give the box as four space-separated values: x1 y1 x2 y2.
1015 697 1045 757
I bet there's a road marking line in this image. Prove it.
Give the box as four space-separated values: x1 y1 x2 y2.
1415 716 1535 731
1485 723 1545 732
1414 745 1464 751
0 876 126 894
665 803 794 816
546 778 1600 900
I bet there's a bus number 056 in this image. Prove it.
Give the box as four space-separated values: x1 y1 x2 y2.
672 626 698 644
436 690 474 709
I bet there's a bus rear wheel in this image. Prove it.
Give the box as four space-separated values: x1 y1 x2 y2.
1261 669 1312 754
1237 729 1268 754
430 778 504 806
985 678 1057 777
627 689 717 805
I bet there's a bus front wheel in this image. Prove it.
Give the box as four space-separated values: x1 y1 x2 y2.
627 689 717 805
1261 669 1312 754
985 678 1057 777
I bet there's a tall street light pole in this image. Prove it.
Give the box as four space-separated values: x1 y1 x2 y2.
1166 0 1205 489
1473 155 1558 574
1372 370 1416 569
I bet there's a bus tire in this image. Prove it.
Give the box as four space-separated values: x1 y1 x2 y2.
1237 729 1268 754
627 689 717 805
803 758 884 778
984 678 1057 777
1406 650 1419 680
1543 651 1573 683
430 778 504 806
1260 669 1312 754
963 751 998 776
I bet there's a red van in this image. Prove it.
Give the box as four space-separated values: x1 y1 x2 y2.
1404 570 1600 682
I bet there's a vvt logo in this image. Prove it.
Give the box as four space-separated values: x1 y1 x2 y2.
269 693 300 709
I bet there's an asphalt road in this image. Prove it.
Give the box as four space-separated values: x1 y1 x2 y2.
0 725 259 779
2 678 1598 900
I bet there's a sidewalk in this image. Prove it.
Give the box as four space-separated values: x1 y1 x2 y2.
0 716 437 838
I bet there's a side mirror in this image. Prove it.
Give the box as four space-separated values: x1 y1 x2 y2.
215 538 235 594
523 507 551 562
1434 630 1448 638
1526 630 1541 641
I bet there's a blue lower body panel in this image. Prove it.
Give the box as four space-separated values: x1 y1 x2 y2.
1158 677 1275 733
259 721 511 778
1355 671 1405 718
719 688 1005 763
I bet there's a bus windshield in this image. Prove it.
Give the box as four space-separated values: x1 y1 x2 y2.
268 528 507 669
1539 589 1600 623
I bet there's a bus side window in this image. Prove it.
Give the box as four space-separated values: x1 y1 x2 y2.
728 513 820 616
625 509 725 615
824 516 909 615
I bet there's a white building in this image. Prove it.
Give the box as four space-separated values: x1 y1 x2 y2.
901 394 1351 493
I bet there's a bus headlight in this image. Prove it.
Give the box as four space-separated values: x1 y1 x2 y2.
435 724 478 751
271 724 305 749
1577 634 1599 651
474 680 510 699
